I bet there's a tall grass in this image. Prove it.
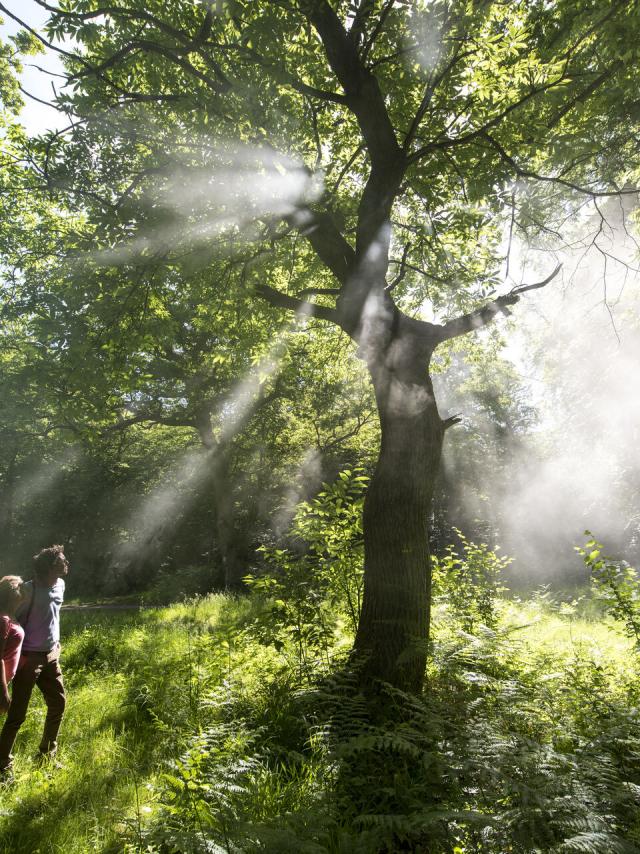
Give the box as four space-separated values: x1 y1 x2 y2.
0 597 257 853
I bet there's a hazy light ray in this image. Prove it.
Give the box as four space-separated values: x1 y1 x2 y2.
213 304 316 445
272 447 323 537
408 4 445 72
92 142 322 266
112 446 212 565
110 306 310 568
13 446 81 508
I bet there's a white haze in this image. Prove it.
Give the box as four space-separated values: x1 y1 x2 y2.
439 202 640 583
94 143 322 265
500 285 640 579
112 310 313 565
272 447 324 537
218 311 307 443
111 446 210 572
13 446 81 509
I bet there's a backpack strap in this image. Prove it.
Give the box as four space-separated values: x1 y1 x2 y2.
20 580 36 629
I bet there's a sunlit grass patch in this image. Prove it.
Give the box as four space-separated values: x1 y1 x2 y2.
0 681 157 853
500 597 637 678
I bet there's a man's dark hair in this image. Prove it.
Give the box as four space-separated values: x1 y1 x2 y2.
33 544 65 578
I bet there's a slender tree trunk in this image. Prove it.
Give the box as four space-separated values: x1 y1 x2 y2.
353 336 443 692
195 411 245 590
210 452 246 590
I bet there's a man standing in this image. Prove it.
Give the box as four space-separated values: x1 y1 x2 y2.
0 545 68 778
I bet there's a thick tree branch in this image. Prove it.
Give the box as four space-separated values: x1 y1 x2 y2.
298 1 407 255
255 282 340 324
434 264 562 343
508 263 564 296
442 414 462 431
434 294 519 342
290 207 355 284
299 1 403 168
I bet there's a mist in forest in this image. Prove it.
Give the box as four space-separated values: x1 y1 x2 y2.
272 447 324 537
93 141 321 266
439 201 640 584
13 446 81 510
109 447 209 576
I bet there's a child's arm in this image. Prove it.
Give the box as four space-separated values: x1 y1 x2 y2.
0 629 9 712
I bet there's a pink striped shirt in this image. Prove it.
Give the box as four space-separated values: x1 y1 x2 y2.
1 616 25 683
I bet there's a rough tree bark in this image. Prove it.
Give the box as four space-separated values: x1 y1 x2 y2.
354 323 444 690
348 289 540 690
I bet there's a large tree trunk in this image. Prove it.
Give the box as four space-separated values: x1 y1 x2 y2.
353 326 443 693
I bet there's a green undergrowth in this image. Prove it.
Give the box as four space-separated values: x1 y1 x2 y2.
1 497 639 853
0 589 638 853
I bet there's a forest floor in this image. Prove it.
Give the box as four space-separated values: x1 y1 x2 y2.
0 592 638 853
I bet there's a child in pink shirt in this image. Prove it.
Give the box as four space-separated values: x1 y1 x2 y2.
0 576 25 714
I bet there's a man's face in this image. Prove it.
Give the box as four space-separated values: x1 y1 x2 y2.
53 552 69 579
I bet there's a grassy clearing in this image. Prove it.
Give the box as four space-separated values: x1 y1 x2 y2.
0 597 258 853
0 593 638 853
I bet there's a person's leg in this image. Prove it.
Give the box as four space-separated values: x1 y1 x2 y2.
0 658 39 771
36 658 65 756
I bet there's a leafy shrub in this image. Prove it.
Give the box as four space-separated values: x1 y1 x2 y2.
432 531 510 631
244 469 367 676
577 532 640 647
